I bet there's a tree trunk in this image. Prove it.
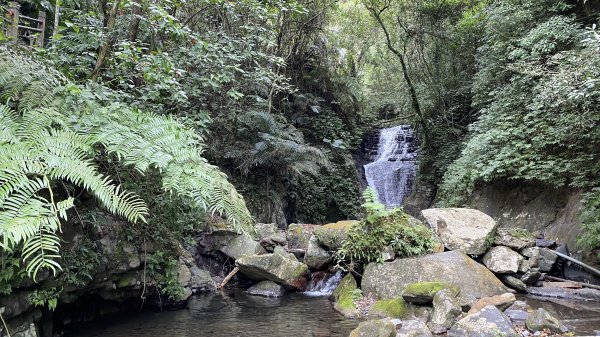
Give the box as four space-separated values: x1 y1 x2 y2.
127 0 142 42
52 0 61 39
91 0 121 81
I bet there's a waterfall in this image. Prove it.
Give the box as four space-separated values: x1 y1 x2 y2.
363 125 417 208
303 271 344 297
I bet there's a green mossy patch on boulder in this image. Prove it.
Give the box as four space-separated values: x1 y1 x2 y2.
369 297 412 318
331 273 360 318
402 281 459 304
314 220 357 250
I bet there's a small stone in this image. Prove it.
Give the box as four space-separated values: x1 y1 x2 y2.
246 280 285 297
520 269 542 286
525 308 568 334
468 293 516 314
482 246 524 274
501 275 527 293
535 239 555 248
398 320 434 337
506 300 527 311
504 309 528 324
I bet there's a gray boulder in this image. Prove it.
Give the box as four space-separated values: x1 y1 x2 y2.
349 319 396 337
501 275 527 292
255 223 278 239
428 289 462 334
398 320 434 337
213 232 265 259
525 308 568 333
189 266 216 292
286 224 317 251
482 246 524 274
236 251 308 290
246 280 284 297
493 228 535 250
314 220 357 250
421 208 497 255
304 236 332 270
362 251 508 308
520 269 542 286
448 305 518 337
521 247 557 272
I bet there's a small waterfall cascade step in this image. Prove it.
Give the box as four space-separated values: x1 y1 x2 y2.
303 271 344 297
363 125 418 209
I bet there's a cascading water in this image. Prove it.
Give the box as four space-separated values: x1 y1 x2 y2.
363 125 417 208
303 271 344 297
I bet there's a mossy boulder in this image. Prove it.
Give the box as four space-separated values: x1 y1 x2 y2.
331 273 360 318
213 232 265 259
362 251 508 308
314 220 358 250
236 251 308 290
402 281 459 304
369 298 413 319
286 224 318 254
428 289 462 334
525 308 568 333
349 319 397 337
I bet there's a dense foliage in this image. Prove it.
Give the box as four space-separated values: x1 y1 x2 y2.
336 189 435 267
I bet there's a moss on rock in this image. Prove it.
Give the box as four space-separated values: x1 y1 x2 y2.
369 297 412 318
402 281 459 304
331 273 360 318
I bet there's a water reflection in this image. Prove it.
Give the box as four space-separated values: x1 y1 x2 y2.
66 291 358 337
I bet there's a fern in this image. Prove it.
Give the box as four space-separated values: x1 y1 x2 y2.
0 48 253 279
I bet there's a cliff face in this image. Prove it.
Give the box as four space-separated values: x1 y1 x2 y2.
463 181 584 252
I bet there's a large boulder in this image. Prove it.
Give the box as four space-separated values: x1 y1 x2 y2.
314 220 357 250
246 280 284 297
304 236 331 270
421 208 497 255
331 274 361 318
493 228 535 250
349 319 396 337
213 232 265 259
286 224 318 251
189 266 216 292
447 305 518 337
362 251 508 308
428 289 462 334
482 246 524 274
236 250 308 290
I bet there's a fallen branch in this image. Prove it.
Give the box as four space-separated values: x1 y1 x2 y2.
218 267 239 290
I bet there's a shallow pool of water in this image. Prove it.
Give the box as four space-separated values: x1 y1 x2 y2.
65 291 358 337
525 296 600 335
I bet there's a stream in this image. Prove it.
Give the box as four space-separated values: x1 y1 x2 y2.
64 290 358 337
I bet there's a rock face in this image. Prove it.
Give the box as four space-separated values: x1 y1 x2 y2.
236 251 308 290
349 319 397 337
314 220 357 250
525 308 568 333
421 208 497 255
246 280 285 297
402 282 459 305
304 236 331 270
482 246 523 274
448 305 518 337
397 320 434 337
362 251 508 308
428 289 462 334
